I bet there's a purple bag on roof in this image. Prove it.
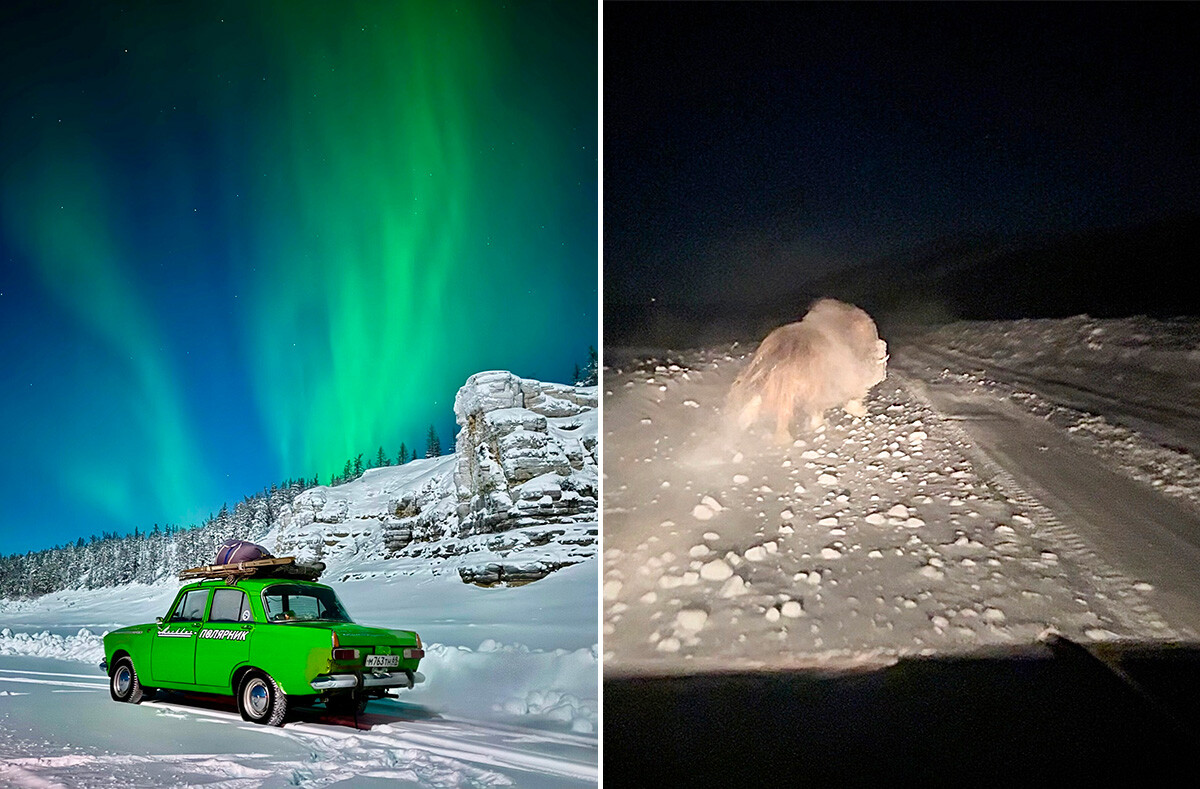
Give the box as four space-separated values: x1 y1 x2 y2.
215 539 272 565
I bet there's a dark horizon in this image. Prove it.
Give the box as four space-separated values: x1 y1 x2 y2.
605 2 1200 338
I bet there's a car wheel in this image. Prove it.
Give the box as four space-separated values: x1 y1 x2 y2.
109 656 146 704
238 670 288 726
326 694 368 716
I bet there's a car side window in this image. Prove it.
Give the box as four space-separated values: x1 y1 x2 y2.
208 589 249 623
170 589 210 623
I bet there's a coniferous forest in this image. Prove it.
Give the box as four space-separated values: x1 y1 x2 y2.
0 440 438 598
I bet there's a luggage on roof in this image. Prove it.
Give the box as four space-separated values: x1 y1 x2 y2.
179 555 326 583
215 539 272 565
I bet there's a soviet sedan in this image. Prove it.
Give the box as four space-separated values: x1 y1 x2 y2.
101 576 425 725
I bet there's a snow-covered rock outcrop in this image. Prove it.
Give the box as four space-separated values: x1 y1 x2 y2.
453 371 598 537
273 371 598 584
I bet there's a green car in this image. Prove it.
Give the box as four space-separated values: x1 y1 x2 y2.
100 576 424 725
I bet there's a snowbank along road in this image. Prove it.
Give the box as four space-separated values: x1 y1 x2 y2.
603 316 1200 674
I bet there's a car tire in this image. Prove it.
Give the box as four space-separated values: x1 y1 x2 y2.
237 670 288 726
326 694 368 716
109 656 147 704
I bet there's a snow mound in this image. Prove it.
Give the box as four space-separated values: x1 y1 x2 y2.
0 628 104 664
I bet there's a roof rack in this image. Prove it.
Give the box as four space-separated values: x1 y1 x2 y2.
179 556 326 584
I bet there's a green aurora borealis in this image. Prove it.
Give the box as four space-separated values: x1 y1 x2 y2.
0 1 597 553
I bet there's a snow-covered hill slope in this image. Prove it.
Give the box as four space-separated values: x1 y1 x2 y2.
604 316 1199 675
275 371 598 585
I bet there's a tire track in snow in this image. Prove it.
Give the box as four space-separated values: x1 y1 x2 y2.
140 697 597 785
0 664 595 787
893 368 1188 640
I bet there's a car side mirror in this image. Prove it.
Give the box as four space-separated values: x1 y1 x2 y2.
156 617 163 625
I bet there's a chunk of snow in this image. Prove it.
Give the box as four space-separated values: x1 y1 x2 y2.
719 575 747 598
700 559 733 581
676 609 708 632
656 637 681 653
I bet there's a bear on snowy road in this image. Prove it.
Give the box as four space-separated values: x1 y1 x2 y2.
726 299 888 444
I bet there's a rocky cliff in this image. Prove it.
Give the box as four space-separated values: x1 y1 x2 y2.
272 371 597 584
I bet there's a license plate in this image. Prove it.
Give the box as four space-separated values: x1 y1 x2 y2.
365 654 399 669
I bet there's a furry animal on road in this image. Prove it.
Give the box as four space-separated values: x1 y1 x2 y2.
726 299 888 444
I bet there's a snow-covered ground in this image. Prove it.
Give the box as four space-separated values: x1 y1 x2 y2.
0 555 597 787
0 655 595 789
0 370 599 787
603 316 1200 675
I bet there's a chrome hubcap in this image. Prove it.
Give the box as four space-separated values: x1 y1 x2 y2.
115 666 131 696
245 679 269 716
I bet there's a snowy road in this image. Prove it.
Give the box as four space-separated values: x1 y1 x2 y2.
604 318 1198 674
0 656 597 788
895 341 1200 638
902 341 1200 457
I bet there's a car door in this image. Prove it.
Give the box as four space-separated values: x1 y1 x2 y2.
194 587 254 689
152 588 209 686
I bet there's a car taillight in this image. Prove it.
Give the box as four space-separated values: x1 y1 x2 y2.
332 648 359 660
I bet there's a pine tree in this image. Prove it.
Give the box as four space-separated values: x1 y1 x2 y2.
353 453 364 477
376 446 389 467
398 443 407 464
426 425 441 457
343 459 352 481
580 345 598 386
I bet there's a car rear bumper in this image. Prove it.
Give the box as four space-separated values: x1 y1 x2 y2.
310 669 424 691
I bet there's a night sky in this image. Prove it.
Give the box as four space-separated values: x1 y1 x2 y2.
605 2 1200 315
0 1 596 554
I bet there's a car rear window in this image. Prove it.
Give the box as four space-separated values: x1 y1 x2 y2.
170 589 209 622
208 588 251 623
261 584 352 622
